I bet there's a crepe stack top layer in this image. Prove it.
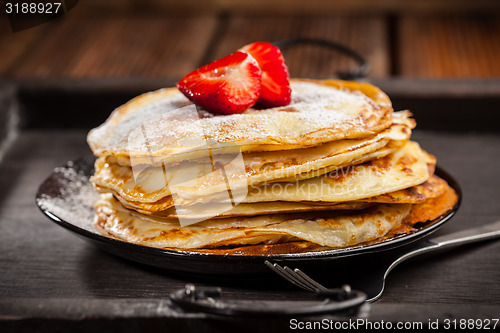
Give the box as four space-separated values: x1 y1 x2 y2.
87 79 458 254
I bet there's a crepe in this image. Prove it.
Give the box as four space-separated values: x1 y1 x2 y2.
87 77 457 254
239 141 433 205
94 142 438 226
90 111 414 204
95 193 411 249
87 79 393 166
94 180 458 252
100 140 432 216
192 183 459 255
109 175 446 219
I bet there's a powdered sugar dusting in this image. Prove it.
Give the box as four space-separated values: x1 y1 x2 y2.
88 80 389 158
37 163 99 230
289 81 373 126
89 90 193 153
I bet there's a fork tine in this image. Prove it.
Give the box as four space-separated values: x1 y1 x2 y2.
264 261 302 289
280 266 317 292
264 261 316 292
282 264 315 291
283 266 319 292
268 262 314 292
293 268 329 292
264 261 296 286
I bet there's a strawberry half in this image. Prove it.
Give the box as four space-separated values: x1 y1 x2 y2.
177 51 261 115
240 42 291 108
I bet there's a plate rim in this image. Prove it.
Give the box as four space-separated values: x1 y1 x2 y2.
36 157 462 261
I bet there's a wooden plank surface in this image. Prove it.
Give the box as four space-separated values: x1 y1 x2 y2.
1 14 390 79
4 13 217 78
77 0 500 15
4 11 500 80
398 15 500 77
0 17 48 75
211 15 389 78
0 86 16 161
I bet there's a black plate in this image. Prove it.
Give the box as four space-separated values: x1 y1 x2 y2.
36 157 461 275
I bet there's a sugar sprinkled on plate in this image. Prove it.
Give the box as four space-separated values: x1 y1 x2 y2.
37 162 99 231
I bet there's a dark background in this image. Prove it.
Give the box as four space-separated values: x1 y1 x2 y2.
1 1 500 332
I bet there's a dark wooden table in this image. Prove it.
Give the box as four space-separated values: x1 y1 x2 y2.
3 9 500 80
2 4 500 330
0 79 499 332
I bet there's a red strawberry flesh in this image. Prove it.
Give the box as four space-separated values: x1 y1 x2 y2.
240 42 291 107
177 51 261 115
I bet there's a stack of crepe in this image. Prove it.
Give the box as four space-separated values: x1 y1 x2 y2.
87 79 458 254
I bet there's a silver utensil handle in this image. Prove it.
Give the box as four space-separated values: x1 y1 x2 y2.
428 219 500 248
386 220 500 275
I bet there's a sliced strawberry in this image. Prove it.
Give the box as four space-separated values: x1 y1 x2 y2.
177 51 261 115
240 42 291 108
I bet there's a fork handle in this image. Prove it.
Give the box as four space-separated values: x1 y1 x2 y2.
428 219 500 247
386 220 500 275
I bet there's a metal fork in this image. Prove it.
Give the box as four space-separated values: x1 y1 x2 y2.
265 260 344 296
266 219 500 302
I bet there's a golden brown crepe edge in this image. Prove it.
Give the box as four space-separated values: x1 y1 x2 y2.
93 181 458 255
